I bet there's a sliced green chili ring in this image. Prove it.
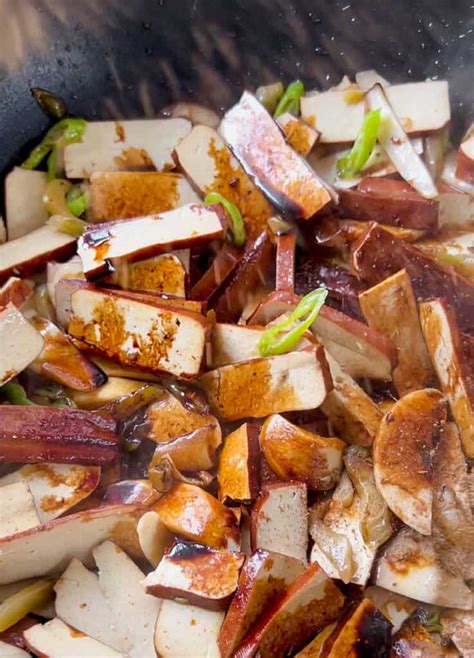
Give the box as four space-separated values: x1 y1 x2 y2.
204 192 246 247
258 287 328 357
274 80 305 118
337 109 381 179
0 382 36 406
66 185 88 217
22 117 87 170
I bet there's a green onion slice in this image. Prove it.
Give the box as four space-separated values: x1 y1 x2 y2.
0 382 36 406
66 185 88 217
47 214 87 237
258 287 328 357
22 117 87 170
274 80 305 118
204 192 246 247
337 109 381 178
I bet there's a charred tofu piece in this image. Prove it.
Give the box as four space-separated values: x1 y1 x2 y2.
420 298 474 457
0 277 34 309
78 203 224 279
0 304 44 385
200 346 333 421
218 423 260 504
88 171 199 222
144 541 244 610
359 269 434 395
64 118 192 177
220 92 332 219
68 287 207 379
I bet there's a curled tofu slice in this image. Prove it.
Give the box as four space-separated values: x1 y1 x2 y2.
219 550 305 658
359 269 434 396
151 424 222 472
0 277 34 309
88 171 199 222
420 298 474 457
321 353 383 446
260 414 344 490
374 389 446 535
0 463 100 523
276 112 320 156
218 423 260 504
64 118 191 177
68 287 207 378
456 132 474 184
251 482 308 564
200 346 333 421
24 618 123 658
234 563 345 658
137 510 174 568
29 317 106 391
220 91 331 219
0 304 44 385
301 80 450 142
374 527 473 610
155 483 240 550
297 599 392 658
0 504 145 585
144 541 244 610
0 225 76 285
154 599 224 658
78 203 224 279
5 168 48 240
174 125 273 239
0 481 40 538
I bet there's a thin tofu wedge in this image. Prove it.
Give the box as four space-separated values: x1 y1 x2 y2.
456 132 474 184
300 80 450 142
88 171 199 222
0 481 40 538
0 463 101 524
420 298 474 457
64 118 192 177
144 541 244 610
0 304 44 385
154 599 224 658
260 414 345 490
108 253 187 296
200 346 333 421
5 167 48 240
24 618 123 658
374 389 446 535
0 277 33 309
68 287 207 378
220 92 332 219
374 527 473 609
233 563 345 658
29 317 106 391
174 125 274 239
359 269 434 395
155 483 240 550
251 482 308 563
218 550 305 658
0 504 145 585
0 225 76 285
321 353 383 446
150 423 222 471
137 511 174 567
78 203 224 279
218 423 260 504
276 112 320 156
0 642 30 657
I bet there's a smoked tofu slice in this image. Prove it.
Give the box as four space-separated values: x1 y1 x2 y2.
108 253 187 297
301 80 450 142
68 287 207 378
220 92 331 219
218 423 260 504
24 618 123 658
64 118 192 177
276 112 320 156
200 346 333 421
88 171 199 222
420 298 474 457
456 132 474 184
5 167 48 240
359 269 434 395
0 277 33 309
0 481 40 538
78 203 224 279
0 304 44 385
0 225 76 285
174 125 274 239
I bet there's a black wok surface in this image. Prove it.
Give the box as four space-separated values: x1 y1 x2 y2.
0 0 472 175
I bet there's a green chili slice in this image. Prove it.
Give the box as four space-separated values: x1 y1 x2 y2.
47 214 87 237
66 185 88 217
47 146 58 180
274 80 305 118
204 192 246 247
0 382 36 406
258 288 328 357
337 109 381 178
22 117 87 170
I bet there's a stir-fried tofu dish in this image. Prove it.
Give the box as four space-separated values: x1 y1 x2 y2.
0 72 473 658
